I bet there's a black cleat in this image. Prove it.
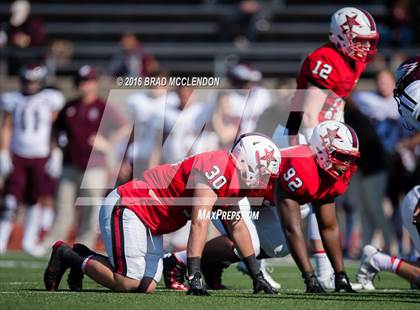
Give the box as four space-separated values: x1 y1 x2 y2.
67 243 96 292
44 241 70 291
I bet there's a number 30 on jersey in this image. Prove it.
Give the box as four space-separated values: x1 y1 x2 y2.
205 165 227 190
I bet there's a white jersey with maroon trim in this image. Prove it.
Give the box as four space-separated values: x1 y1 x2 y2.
400 185 420 252
127 91 179 160
1 89 65 158
226 87 272 134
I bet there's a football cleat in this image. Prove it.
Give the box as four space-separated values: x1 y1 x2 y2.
67 243 94 292
43 241 70 291
318 273 363 291
260 260 281 290
356 245 380 290
237 260 281 290
163 254 188 291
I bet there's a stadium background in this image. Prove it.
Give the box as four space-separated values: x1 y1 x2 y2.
0 0 419 281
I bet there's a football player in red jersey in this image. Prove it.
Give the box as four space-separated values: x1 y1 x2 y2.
166 120 360 293
43 134 281 295
272 7 379 289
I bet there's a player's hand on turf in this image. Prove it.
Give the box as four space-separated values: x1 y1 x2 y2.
252 271 278 294
302 272 325 293
186 272 209 296
335 271 356 293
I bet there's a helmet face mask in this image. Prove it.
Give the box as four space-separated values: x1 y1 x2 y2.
329 7 379 63
231 133 281 189
394 57 420 131
310 121 360 180
20 64 47 95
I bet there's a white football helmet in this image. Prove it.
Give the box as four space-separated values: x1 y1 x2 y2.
394 56 420 131
329 7 379 63
310 120 360 179
231 133 281 188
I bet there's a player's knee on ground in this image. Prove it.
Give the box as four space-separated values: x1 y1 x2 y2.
137 277 157 293
111 273 142 293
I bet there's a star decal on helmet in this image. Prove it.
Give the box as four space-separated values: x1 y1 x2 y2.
340 14 360 34
259 148 276 166
322 127 342 145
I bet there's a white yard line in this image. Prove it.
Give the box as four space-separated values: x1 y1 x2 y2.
0 260 45 269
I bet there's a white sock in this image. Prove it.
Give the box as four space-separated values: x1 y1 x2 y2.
314 252 334 279
22 204 42 250
41 208 55 231
0 220 13 253
174 250 187 265
371 252 403 273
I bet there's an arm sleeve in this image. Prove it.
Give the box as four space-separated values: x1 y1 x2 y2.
1 92 17 112
46 89 65 111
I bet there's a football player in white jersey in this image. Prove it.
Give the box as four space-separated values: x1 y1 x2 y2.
226 63 272 134
356 57 420 289
0 64 65 255
126 71 178 175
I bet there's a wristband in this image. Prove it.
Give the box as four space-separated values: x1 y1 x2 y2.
243 254 259 276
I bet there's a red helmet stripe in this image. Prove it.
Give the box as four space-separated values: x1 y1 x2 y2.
359 9 376 31
344 123 358 148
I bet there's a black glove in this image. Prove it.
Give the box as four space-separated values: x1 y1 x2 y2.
302 272 325 293
335 271 356 293
252 271 278 294
186 272 210 296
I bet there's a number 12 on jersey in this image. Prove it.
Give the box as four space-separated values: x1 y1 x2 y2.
283 167 303 192
312 61 332 80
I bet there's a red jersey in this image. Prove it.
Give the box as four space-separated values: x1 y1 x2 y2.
291 43 366 122
264 145 351 205
117 151 242 235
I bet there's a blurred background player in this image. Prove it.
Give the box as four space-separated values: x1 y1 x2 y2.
0 64 64 255
40 65 125 253
272 7 379 289
225 63 271 135
126 70 178 176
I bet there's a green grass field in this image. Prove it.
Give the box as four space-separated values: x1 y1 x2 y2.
0 253 419 310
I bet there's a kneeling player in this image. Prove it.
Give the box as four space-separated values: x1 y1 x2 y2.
43 134 280 295
356 185 420 289
166 120 360 293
